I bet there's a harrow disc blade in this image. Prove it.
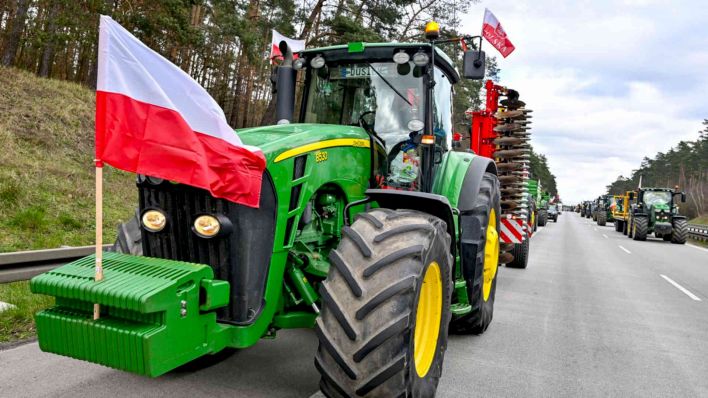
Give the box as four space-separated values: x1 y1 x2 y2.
497 162 523 171
494 149 526 158
494 110 525 119
500 99 526 109
493 137 524 145
498 175 522 183
493 123 521 132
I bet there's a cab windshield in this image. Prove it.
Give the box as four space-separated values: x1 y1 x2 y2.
643 191 672 206
303 62 425 150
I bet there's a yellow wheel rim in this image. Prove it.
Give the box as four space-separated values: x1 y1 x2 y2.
483 209 499 302
413 261 442 378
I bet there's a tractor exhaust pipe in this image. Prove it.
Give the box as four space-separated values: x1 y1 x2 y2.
275 41 296 124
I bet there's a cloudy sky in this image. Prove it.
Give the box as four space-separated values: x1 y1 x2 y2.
461 1 707 204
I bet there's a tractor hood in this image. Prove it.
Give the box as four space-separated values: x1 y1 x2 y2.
235 123 370 164
652 203 671 212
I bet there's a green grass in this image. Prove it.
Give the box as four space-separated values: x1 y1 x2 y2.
0 66 136 252
0 281 54 343
689 215 708 226
688 216 708 247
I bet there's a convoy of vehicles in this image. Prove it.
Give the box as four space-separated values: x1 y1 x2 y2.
582 186 688 244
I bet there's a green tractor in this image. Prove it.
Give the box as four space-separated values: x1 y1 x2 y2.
30 32 502 397
595 195 616 227
627 187 688 243
537 192 550 226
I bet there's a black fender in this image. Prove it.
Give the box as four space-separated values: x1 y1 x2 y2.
365 189 456 260
456 156 499 282
672 215 687 220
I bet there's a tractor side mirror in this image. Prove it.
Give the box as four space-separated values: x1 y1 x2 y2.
681 192 686 203
462 51 486 80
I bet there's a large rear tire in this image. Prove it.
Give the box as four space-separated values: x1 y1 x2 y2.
597 212 606 226
671 219 687 244
450 173 501 334
506 238 529 269
316 209 452 398
632 217 648 241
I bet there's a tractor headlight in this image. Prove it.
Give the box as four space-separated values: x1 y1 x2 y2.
412 51 429 66
142 210 167 232
393 50 410 64
193 215 221 238
310 55 325 69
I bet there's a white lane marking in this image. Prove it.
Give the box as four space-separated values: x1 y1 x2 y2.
602 234 608 239
687 244 708 253
660 274 702 301
0 301 16 312
593 227 598 232
618 245 631 254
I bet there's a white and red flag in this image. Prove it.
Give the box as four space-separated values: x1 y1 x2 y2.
96 15 266 207
270 29 305 61
481 9 516 58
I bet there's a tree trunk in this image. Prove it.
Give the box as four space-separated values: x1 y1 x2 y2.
38 2 61 78
2 0 31 67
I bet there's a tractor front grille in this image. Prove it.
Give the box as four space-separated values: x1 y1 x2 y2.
137 173 277 324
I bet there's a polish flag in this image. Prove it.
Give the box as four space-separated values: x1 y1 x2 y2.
270 29 305 61
481 9 516 58
96 16 266 208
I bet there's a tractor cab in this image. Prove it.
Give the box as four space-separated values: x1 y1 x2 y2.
634 187 685 219
296 42 460 190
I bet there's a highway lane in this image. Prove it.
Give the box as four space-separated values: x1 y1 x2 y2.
1 212 706 397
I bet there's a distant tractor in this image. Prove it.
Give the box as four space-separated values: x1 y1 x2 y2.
581 201 592 218
612 192 631 234
627 187 688 243
536 190 550 226
547 203 559 222
595 195 615 227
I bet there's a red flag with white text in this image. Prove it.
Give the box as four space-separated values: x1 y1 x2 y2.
270 30 305 62
481 9 516 58
96 16 266 208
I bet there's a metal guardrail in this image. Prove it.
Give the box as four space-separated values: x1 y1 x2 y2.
688 224 708 242
0 245 110 283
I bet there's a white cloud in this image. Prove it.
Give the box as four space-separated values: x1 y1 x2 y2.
461 1 707 203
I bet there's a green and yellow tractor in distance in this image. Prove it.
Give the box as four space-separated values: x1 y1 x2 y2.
626 187 688 243
30 29 503 397
612 192 631 233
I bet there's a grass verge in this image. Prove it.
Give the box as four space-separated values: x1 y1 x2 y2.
0 66 135 252
0 281 54 343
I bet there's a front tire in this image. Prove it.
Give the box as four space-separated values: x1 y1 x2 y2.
316 209 452 398
632 217 648 241
597 212 606 226
450 172 501 334
671 219 687 244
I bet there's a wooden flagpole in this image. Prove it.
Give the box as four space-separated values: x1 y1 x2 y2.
93 160 104 320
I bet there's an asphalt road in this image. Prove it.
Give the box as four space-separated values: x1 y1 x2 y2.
1 212 707 397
